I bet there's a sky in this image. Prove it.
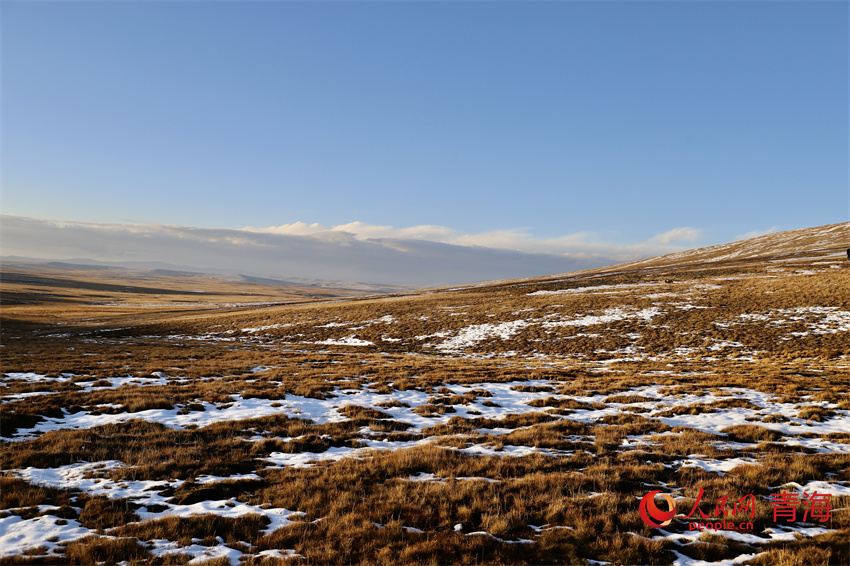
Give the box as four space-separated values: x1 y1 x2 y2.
2 1 848 286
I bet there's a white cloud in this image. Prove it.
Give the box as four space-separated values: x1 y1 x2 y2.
254 221 325 236
245 221 457 242
2 215 704 287
649 226 703 244
734 226 780 241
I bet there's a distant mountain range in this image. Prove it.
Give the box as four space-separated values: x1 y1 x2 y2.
0 256 414 294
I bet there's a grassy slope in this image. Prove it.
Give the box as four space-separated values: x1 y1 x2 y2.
1 222 848 565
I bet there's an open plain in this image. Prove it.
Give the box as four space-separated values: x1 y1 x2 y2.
1 223 849 565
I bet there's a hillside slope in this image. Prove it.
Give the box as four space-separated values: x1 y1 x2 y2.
607 221 850 270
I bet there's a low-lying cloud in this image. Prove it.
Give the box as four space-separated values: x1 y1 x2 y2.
2 215 703 287
244 221 703 259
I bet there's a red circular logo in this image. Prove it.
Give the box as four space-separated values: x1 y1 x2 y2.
639 491 677 528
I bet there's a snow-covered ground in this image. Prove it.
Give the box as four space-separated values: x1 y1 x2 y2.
5 368 849 562
9 373 848 443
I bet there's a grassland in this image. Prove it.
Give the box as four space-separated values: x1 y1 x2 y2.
1 223 849 565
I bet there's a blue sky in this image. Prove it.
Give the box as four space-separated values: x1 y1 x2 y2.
2 1 848 284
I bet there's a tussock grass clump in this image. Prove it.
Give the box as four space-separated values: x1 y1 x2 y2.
721 425 783 443
337 404 393 422
0 537 149 565
673 533 756 562
600 412 671 435
511 384 555 393
743 530 849 566
603 394 656 404
652 428 727 457
707 398 762 410
64 536 150 565
368 420 413 432
729 453 850 489
375 399 409 408
240 554 302 566
112 514 270 547
78 495 140 531
124 396 175 413
825 432 850 442
655 398 760 417
526 397 596 410
0 477 75 510
796 406 836 422
0 412 48 438
411 404 455 417
502 420 591 450
274 434 358 454
166 479 266 505
592 425 627 452
456 412 558 431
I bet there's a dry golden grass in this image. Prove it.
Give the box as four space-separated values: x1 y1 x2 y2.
2 225 849 564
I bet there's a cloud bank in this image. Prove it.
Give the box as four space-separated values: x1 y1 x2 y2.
243 221 703 260
2 215 702 287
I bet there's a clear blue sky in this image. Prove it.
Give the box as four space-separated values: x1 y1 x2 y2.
3 1 848 248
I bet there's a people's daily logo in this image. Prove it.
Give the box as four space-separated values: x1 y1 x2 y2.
638 489 832 532
638 490 676 528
